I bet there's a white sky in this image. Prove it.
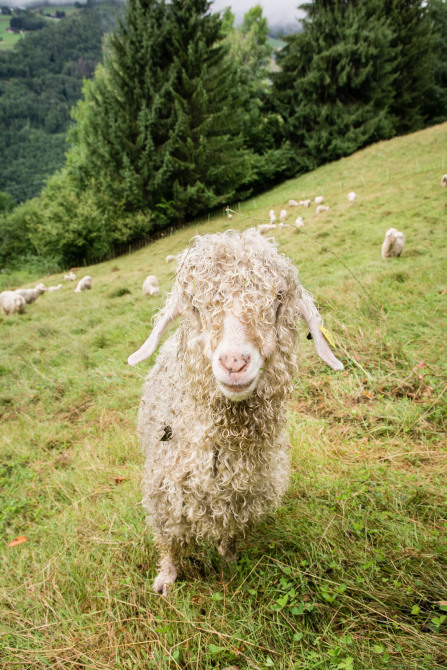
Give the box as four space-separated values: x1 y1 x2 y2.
209 0 303 29
9 0 304 31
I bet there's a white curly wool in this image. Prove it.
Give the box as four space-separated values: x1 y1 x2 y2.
299 199 311 207
381 228 405 259
316 205 330 214
288 199 298 207
315 196 324 205
295 217 304 228
64 271 76 281
128 229 344 595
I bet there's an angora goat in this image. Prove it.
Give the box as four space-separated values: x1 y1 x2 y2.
142 275 159 296
0 291 26 315
382 228 405 259
128 230 343 595
16 283 46 304
75 276 92 292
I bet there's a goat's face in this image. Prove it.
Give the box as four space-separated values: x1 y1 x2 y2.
208 296 281 400
185 280 288 401
212 298 265 400
127 230 344 378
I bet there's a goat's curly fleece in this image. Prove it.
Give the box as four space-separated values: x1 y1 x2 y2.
138 229 316 553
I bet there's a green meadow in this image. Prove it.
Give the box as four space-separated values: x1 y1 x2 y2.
0 16 22 50
1 122 446 669
0 6 80 52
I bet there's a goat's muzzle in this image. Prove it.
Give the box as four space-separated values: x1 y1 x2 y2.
219 352 250 376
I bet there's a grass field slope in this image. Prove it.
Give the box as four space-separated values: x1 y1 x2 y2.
1 123 446 669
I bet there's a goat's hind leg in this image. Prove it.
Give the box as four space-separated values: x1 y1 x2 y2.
153 537 181 596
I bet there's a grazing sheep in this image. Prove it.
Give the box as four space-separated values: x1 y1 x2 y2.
288 199 298 207
441 174 447 187
16 283 46 304
316 205 330 214
166 255 177 264
47 284 63 292
257 223 277 234
75 276 92 293
315 196 324 205
0 291 26 315
295 217 304 228
280 209 288 221
278 222 291 229
142 275 160 296
269 209 276 222
128 229 343 595
64 271 76 281
381 228 405 259
348 191 357 202
299 200 311 207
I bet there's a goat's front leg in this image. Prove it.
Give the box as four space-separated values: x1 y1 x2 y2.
153 538 181 596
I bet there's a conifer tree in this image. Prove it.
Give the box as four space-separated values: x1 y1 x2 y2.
150 0 253 224
271 0 396 175
422 0 447 125
380 0 433 133
67 0 172 212
67 0 252 226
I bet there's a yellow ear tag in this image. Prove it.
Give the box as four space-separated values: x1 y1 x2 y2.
319 325 336 348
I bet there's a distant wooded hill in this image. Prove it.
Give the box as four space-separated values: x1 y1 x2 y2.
0 1 122 203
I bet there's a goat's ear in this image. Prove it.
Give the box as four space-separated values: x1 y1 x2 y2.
128 299 180 366
297 296 344 371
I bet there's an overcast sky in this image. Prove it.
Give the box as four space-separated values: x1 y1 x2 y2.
210 0 303 30
9 0 304 32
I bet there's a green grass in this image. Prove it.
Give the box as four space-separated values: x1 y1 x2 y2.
0 6 81 51
0 15 23 50
267 36 286 51
40 5 80 17
1 123 446 669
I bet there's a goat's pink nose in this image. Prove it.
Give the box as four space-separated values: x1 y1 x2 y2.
219 352 250 374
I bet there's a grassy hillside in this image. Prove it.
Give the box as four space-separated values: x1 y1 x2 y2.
0 6 82 52
1 123 446 669
0 15 22 50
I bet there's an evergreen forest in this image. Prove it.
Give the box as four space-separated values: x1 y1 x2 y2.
0 0 123 204
0 0 447 269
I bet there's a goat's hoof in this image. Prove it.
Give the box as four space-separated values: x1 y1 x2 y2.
153 570 177 596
